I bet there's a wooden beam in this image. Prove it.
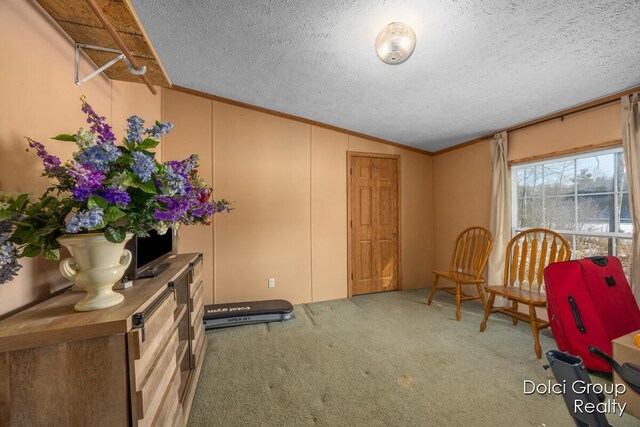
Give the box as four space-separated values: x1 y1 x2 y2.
433 85 640 156
170 85 434 157
83 0 157 95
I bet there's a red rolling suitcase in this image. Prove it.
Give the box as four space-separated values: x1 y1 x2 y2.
544 256 640 372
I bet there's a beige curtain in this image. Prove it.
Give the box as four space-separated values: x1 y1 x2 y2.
487 131 510 306
621 93 640 304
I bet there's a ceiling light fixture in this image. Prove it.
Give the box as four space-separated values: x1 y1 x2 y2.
375 22 416 65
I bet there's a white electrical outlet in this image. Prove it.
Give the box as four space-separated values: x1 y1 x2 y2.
268 277 276 288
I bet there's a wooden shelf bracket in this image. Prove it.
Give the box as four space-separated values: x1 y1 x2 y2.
75 43 147 86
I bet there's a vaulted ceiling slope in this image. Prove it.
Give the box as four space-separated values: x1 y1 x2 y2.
130 0 640 151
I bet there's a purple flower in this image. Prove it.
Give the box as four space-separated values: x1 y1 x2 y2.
154 196 189 222
166 154 198 177
81 98 115 143
27 139 62 173
127 115 145 144
146 121 174 139
131 151 157 182
65 207 104 233
103 187 130 207
67 162 104 202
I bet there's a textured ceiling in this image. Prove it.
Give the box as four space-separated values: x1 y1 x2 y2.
130 0 640 151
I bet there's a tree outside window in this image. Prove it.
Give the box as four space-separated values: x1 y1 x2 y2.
512 148 632 278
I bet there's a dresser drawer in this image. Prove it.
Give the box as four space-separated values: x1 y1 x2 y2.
133 328 179 424
150 364 181 427
191 303 204 335
128 290 178 385
191 323 206 368
190 279 203 315
189 273 203 298
190 257 203 286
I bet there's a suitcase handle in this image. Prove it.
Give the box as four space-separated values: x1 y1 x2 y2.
568 296 586 334
586 256 608 267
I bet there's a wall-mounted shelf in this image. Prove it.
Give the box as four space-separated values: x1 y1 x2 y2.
36 0 171 90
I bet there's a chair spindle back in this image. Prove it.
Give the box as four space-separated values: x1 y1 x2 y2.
503 228 571 293
449 226 494 280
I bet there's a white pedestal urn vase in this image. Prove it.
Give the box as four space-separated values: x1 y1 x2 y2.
57 233 134 312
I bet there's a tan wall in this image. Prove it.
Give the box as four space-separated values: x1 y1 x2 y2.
508 103 621 162
432 103 623 311
0 0 161 318
433 139 493 272
162 89 434 305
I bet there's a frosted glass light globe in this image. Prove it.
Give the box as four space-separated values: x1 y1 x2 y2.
375 22 416 65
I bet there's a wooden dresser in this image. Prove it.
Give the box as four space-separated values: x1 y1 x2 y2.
0 253 206 427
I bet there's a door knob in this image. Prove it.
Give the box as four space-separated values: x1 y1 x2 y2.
392 231 398 236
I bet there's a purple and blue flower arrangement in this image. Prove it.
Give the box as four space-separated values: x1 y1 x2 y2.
0 96 231 284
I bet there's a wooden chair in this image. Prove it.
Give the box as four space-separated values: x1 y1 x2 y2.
479 228 571 359
427 226 493 320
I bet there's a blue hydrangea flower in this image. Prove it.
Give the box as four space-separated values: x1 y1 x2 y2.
160 168 186 196
0 219 20 285
65 207 104 233
146 121 174 139
131 151 157 183
74 142 121 171
103 187 131 207
127 115 145 144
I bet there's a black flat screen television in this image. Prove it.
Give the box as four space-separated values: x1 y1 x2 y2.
125 228 177 279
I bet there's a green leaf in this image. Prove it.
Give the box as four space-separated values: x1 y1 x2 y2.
125 179 157 194
34 225 57 237
40 196 58 209
104 226 126 243
119 153 133 166
52 134 76 142
87 195 108 210
43 248 60 261
21 244 41 257
123 138 135 151
27 232 41 245
10 226 32 245
138 138 160 150
0 209 17 221
14 193 30 211
104 206 126 223
136 180 157 194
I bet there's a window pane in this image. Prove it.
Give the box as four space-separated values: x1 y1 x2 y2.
516 165 542 198
518 198 542 228
616 152 628 192
577 194 614 233
545 196 574 230
616 238 632 279
576 153 614 194
544 160 574 196
575 235 612 259
619 193 632 233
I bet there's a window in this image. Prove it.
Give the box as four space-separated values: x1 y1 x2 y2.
512 148 633 276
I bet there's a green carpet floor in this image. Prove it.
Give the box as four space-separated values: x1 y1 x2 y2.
188 288 638 426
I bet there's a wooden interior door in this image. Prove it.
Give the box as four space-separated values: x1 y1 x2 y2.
349 154 399 295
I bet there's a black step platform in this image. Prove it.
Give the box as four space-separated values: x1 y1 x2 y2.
203 299 294 330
